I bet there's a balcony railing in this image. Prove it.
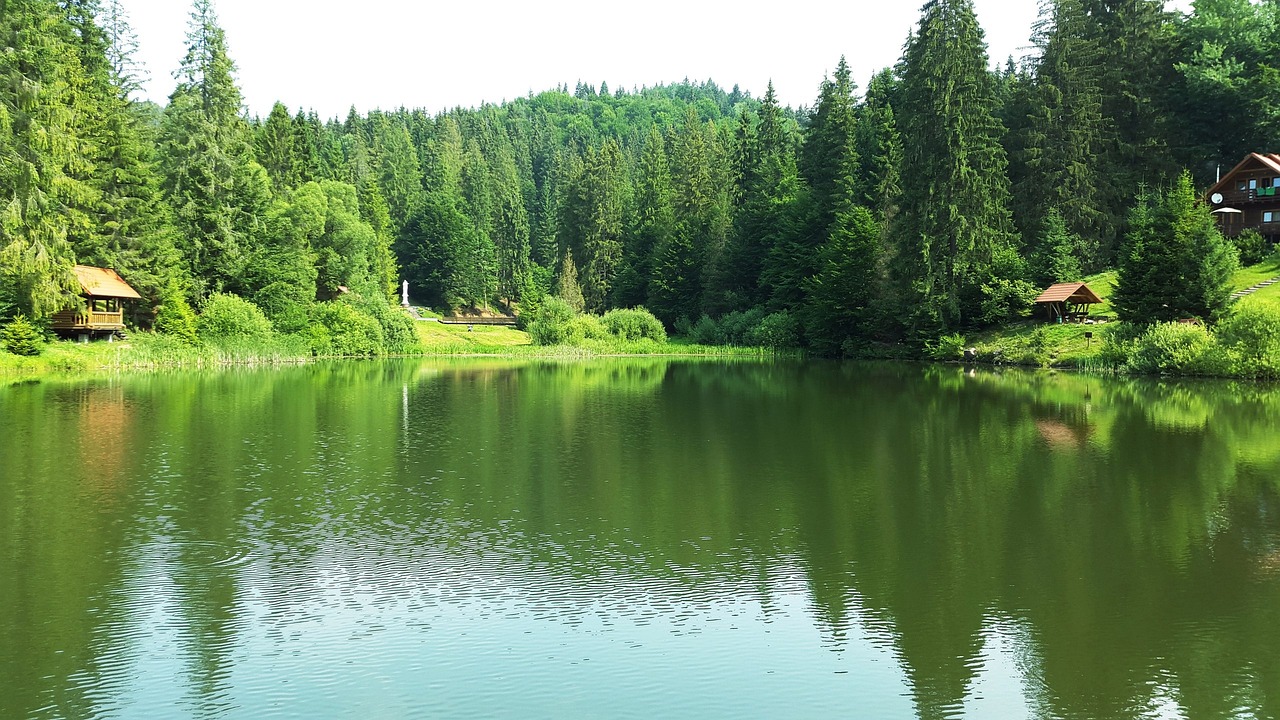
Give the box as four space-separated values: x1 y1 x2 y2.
51 309 125 331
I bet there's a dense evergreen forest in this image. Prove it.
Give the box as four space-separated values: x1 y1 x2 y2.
2 0 1279 354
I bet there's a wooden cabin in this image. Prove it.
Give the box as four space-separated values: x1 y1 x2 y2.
51 265 142 338
1034 282 1103 323
1204 152 1280 244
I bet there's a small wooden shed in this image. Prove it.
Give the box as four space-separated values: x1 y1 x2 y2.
1034 282 1103 322
51 265 142 337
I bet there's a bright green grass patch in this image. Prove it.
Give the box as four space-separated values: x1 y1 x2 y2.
1231 253 1280 291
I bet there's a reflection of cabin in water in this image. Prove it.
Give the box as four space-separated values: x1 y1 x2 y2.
51 265 142 338
1034 282 1103 322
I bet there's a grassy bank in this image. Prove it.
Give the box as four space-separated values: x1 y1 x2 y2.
957 256 1280 377
0 319 779 385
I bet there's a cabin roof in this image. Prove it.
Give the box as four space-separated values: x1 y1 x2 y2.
1034 282 1102 305
1206 152 1280 197
73 265 142 299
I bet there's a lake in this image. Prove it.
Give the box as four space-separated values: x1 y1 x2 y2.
2 359 1278 719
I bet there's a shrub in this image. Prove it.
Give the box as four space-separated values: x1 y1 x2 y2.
252 282 312 335
927 332 967 361
528 296 577 346
307 301 385 356
746 310 799 350
601 307 667 342
566 314 607 343
1215 303 1280 378
1126 321 1224 375
719 308 766 345
197 294 273 341
349 296 419 353
1235 229 1270 266
154 289 198 343
1 315 43 356
688 314 720 344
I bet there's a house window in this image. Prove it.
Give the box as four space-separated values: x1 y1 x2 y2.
1266 211 1275 223
1274 177 1280 188
1239 180 1248 191
1250 179 1259 190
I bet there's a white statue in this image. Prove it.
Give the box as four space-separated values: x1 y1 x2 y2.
401 280 410 307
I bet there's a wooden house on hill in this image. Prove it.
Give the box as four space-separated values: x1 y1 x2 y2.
51 265 142 338
1204 152 1280 243
1034 282 1103 323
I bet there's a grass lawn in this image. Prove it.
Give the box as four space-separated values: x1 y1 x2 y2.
413 321 532 352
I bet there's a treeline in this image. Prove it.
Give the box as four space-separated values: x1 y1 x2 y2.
3 0 1279 353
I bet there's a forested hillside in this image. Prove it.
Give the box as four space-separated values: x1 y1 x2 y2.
3 0 1279 353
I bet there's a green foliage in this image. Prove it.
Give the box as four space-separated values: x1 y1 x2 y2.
528 296 578 346
600 307 667 342
347 296 420 354
1126 321 1224 376
197 293 273 340
566 314 608 343
306 301 384 356
893 0 1021 333
153 287 198 343
555 249 586 313
1 315 43 356
745 310 799 350
1114 173 1239 324
1233 229 1269 267
927 333 968 361
1215 303 1280 379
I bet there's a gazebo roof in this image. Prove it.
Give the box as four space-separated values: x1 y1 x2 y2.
1034 282 1102 305
73 265 141 300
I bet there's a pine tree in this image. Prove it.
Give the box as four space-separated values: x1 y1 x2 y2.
555 248 585 312
0 0 86 317
158 0 269 296
892 0 1029 334
82 0 185 316
1008 0 1111 268
1113 173 1239 323
617 126 674 308
256 101 298 192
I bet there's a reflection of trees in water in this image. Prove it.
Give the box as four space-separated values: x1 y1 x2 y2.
3 361 1280 719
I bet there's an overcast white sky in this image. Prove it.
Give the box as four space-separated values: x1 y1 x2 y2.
118 0 1190 120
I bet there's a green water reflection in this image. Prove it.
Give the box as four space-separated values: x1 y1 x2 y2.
1 360 1278 718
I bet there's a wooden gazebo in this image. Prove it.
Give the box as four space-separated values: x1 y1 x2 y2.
51 265 142 338
1034 282 1103 322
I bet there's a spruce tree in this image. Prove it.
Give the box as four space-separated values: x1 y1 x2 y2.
0 0 85 317
256 101 299 192
158 0 269 296
1113 173 1239 323
892 0 1028 334
617 126 674 308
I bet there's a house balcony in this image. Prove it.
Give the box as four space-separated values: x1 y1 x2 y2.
51 309 126 332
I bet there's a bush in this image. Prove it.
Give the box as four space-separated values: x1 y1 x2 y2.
349 296 419 354
154 286 198 343
746 310 799 350
1126 321 1225 375
197 294 274 341
927 332 967 361
1215 303 1280 378
719 308 766 345
601 307 667 342
1 315 43 356
307 301 385 356
528 296 577 346
566 314 608 343
1235 229 1270 266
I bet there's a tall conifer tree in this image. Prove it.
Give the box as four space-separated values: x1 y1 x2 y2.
893 0 1028 333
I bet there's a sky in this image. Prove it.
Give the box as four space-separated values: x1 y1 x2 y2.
117 0 1189 120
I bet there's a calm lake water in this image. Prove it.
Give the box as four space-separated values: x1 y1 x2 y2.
2 359 1279 719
